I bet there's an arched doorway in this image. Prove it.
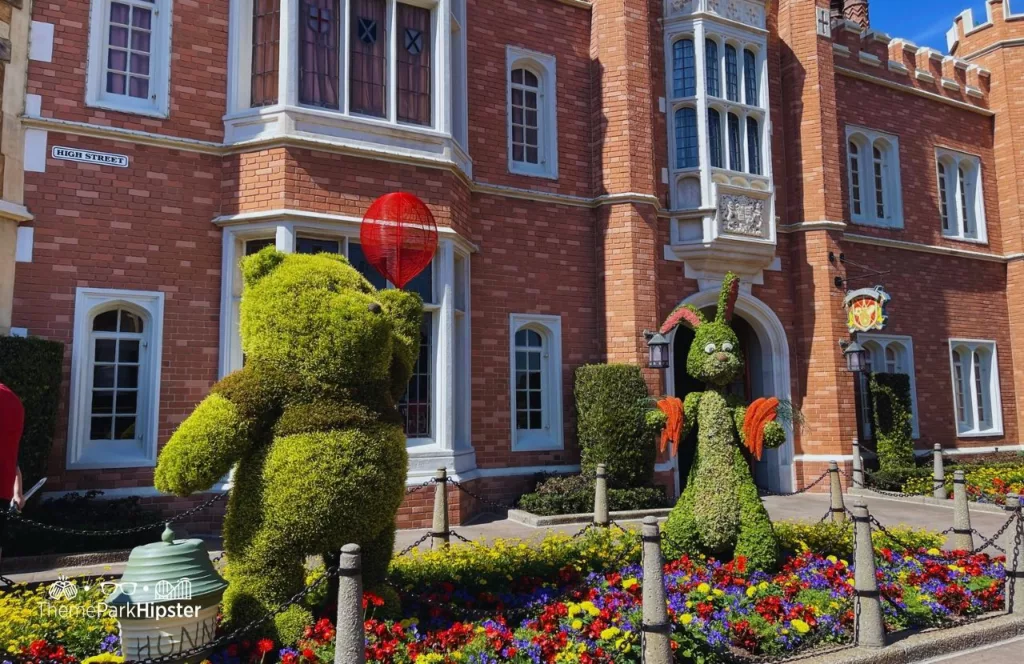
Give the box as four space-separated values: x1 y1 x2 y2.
665 290 794 494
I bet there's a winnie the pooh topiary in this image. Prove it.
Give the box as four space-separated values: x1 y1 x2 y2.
154 247 422 641
660 273 785 570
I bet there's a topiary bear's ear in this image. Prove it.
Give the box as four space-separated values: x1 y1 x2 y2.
241 246 285 288
376 289 424 344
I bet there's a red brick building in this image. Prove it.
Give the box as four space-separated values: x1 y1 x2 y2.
6 0 1024 525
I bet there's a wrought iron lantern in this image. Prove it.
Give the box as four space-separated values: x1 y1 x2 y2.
841 338 867 374
645 330 671 369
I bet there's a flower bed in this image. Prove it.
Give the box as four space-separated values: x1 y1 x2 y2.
902 463 1024 504
1 526 1006 664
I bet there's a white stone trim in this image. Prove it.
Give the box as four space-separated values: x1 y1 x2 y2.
85 0 173 118
14 226 33 263
9 327 27 338
857 333 921 439
665 288 794 493
920 444 1024 457
794 454 855 462
28 21 54 62
506 46 558 180
843 232 1007 262
23 128 47 173
508 313 564 452
935 147 988 245
67 288 165 470
947 339 1004 438
845 125 904 229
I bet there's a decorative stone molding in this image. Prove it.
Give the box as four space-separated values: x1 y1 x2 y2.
717 193 766 239
666 0 766 30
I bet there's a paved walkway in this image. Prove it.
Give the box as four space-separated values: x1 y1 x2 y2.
920 634 1024 663
4 491 1012 585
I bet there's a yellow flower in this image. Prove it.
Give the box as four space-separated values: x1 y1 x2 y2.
697 582 710 593
927 548 942 556
600 627 621 640
680 613 694 625
746 586 757 598
712 588 724 597
758 581 769 590
622 578 638 589
571 619 583 630
827 555 838 563
83 656 124 664
791 619 811 634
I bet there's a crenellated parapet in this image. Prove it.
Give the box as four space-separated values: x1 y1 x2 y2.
948 0 1024 58
829 19 991 111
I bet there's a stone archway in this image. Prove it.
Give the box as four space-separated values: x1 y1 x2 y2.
663 290 794 494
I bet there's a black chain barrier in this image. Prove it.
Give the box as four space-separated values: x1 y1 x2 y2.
446 476 511 513
7 490 228 537
755 468 830 497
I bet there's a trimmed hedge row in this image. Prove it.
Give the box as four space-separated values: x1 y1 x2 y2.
0 335 64 486
869 372 914 473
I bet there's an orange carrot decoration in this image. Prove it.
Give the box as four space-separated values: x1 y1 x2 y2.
743 397 779 461
657 397 685 457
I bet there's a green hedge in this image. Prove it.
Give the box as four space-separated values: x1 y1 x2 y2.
516 474 667 516
0 336 64 486
869 372 914 473
575 364 658 488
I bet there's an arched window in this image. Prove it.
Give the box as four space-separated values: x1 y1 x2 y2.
849 140 862 216
938 161 950 232
705 39 720 97
958 164 976 237
673 38 696 98
510 314 563 450
727 112 741 171
88 308 146 444
746 116 761 175
949 340 1002 436
860 334 920 439
872 143 886 219
725 45 739 101
743 48 758 106
508 49 558 178
510 67 541 166
675 107 698 168
708 109 723 168
69 288 164 469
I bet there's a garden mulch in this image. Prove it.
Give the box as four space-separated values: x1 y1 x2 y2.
3 491 1013 585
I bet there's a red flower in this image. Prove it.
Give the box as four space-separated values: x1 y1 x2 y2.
257 638 275 655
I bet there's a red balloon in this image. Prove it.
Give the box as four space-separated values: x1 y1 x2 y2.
360 193 439 290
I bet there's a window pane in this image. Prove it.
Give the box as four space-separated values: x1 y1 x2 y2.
527 330 542 347
349 0 387 116
938 162 950 232
299 0 341 108
728 113 741 171
296 236 342 254
743 49 757 105
725 45 738 101
245 238 276 256
94 366 116 389
397 3 432 125
94 310 119 332
403 261 433 303
849 141 862 216
116 390 138 415
251 0 281 107
510 67 541 165
114 417 137 440
746 116 761 175
672 39 696 98
95 339 117 363
399 313 432 437
705 40 719 97
117 365 140 389
674 107 698 169
873 145 886 219
973 351 986 424
92 391 114 415
91 417 113 441
347 242 388 290
708 109 722 169
120 310 144 333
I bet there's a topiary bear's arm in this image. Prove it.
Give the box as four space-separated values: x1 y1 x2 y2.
155 367 283 496
376 289 425 402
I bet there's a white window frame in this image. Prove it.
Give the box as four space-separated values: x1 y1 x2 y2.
935 148 987 244
845 126 903 228
86 0 173 117
508 313 563 451
68 288 165 469
217 216 474 472
948 339 1003 437
859 333 920 439
506 46 558 180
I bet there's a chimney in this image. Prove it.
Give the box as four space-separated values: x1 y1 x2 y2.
844 0 869 29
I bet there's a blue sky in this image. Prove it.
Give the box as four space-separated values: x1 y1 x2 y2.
870 1 988 51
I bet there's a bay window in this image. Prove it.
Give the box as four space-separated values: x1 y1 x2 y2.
218 219 473 463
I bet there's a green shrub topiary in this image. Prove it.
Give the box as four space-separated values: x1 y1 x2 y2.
0 336 64 486
575 364 660 488
869 372 914 473
516 474 667 516
154 248 422 640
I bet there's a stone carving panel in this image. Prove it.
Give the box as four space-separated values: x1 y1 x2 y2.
698 0 766 29
668 0 695 15
717 193 767 238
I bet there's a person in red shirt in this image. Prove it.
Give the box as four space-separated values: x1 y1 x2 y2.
0 382 25 510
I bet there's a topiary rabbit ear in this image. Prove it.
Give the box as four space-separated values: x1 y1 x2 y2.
716 272 740 324
660 304 706 334
241 246 285 288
